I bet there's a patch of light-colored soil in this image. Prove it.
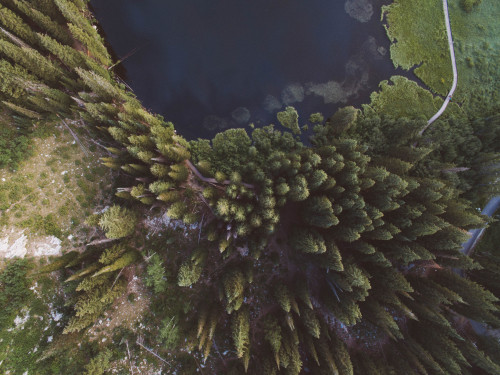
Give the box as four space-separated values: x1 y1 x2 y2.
0 228 62 259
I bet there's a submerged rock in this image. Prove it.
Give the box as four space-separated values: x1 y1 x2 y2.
281 83 305 105
344 0 373 23
231 107 251 125
305 36 376 106
263 95 282 113
377 46 387 56
306 81 347 104
203 115 228 131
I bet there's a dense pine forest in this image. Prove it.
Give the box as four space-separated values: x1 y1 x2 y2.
0 0 499 374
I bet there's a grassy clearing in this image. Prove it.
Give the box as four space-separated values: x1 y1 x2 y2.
0 121 164 373
0 123 119 372
0 124 114 251
383 0 500 115
364 76 445 120
382 0 452 96
448 0 500 115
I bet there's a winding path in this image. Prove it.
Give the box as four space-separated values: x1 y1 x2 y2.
460 196 500 336
461 196 500 256
419 0 458 136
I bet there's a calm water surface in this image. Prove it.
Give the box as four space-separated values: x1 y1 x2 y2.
91 0 403 139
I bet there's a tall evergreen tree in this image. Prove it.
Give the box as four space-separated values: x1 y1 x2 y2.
3 1 498 373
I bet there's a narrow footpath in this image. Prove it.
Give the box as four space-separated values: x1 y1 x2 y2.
419 0 458 135
461 197 500 256
423 0 500 338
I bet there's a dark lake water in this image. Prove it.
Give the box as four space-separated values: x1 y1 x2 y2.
90 0 404 139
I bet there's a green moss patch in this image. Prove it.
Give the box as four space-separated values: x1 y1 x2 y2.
382 0 452 96
0 127 113 250
448 0 500 115
383 0 500 115
364 76 444 120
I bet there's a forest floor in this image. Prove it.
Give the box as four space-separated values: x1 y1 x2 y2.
0 125 114 264
88 267 150 340
0 125 157 374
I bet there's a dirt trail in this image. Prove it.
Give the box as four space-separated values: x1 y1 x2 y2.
420 0 458 135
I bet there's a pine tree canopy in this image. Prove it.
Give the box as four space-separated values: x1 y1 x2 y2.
98 205 137 239
1 0 499 373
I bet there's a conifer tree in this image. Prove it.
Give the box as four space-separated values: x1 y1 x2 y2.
84 349 112 375
277 106 300 135
0 4 38 46
144 253 168 293
5 1 498 372
98 205 137 239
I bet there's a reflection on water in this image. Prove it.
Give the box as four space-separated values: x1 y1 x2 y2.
90 0 402 139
